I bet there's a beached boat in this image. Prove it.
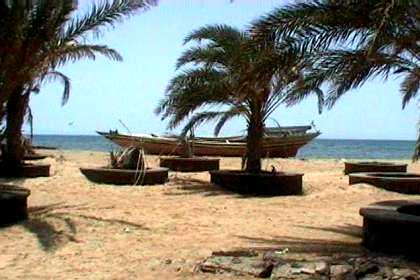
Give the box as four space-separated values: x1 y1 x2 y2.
98 126 320 158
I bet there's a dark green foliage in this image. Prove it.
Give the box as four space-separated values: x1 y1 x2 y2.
0 0 157 170
252 0 419 159
156 24 323 173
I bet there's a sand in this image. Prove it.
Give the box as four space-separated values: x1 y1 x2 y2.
1 150 419 279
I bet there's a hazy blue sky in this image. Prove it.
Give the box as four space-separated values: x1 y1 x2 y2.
28 0 418 140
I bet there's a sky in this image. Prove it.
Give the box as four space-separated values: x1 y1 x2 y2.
27 0 419 140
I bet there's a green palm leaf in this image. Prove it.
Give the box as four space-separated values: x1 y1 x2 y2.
252 0 419 160
62 0 157 41
38 71 71 106
401 68 420 109
157 24 322 172
0 0 157 168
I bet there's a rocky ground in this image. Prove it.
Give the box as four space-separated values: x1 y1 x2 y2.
198 250 420 279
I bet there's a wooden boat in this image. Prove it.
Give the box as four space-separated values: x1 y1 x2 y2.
97 126 320 158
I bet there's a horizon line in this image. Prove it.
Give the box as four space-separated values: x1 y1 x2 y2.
29 133 416 142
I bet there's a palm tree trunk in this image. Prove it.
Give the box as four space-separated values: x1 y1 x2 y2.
245 106 264 174
3 90 28 173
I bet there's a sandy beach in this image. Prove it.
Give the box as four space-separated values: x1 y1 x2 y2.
1 150 420 279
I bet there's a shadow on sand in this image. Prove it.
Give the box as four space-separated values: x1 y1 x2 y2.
235 223 366 260
165 177 237 197
165 176 303 199
298 224 363 239
21 203 149 252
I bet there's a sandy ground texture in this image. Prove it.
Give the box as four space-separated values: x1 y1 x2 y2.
1 150 420 279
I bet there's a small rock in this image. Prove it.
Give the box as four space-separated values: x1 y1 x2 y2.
258 264 274 278
392 268 416 276
358 276 382 280
270 263 292 278
291 267 302 274
355 263 379 278
231 257 241 264
330 264 352 276
392 268 418 278
212 250 258 257
262 251 282 266
275 248 289 255
263 251 277 260
165 259 172 265
315 261 328 274
301 267 316 275
347 258 356 264
291 262 303 268
379 267 394 279
199 264 217 274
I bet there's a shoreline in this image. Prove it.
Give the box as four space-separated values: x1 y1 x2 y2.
31 134 417 142
31 135 417 160
39 148 415 162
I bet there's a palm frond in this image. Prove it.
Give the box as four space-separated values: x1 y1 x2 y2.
25 101 33 140
156 67 232 126
214 106 249 136
184 24 243 46
39 71 71 106
299 49 406 108
282 76 325 114
62 0 157 42
28 1 74 43
51 44 123 68
401 68 420 109
251 0 416 52
180 111 225 137
175 45 228 70
413 124 420 162
251 0 419 162
157 23 320 171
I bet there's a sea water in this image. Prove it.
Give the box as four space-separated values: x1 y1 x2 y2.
31 135 416 160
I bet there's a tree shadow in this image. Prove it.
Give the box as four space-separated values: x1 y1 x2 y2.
165 177 238 197
22 216 78 252
22 203 149 252
70 213 150 230
298 224 363 239
235 224 367 261
165 176 284 199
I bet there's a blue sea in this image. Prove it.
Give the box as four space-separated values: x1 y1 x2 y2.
31 135 416 160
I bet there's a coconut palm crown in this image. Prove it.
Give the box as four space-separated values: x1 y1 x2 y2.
0 0 156 172
156 24 323 173
251 0 419 158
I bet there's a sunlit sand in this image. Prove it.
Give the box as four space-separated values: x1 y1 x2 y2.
1 150 419 279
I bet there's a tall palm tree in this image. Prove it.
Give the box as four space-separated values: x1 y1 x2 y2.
0 0 156 174
251 0 419 158
156 24 322 173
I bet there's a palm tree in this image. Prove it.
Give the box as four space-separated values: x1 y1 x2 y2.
0 0 156 174
156 24 322 173
251 0 419 157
